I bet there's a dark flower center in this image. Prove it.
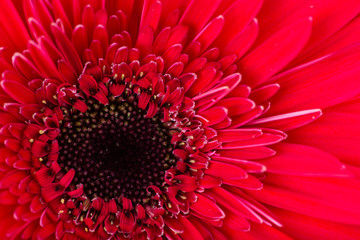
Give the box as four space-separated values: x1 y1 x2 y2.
57 97 176 203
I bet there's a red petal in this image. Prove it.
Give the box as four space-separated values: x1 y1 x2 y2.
217 129 262 142
247 184 360 225
229 105 264 128
0 0 30 50
190 193 225 220
28 41 61 80
250 109 322 131
197 106 228 126
250 83 280 103
262 143 349 176
220 133 285 149
12 52 42 79
37 223 56 240
136 25 154 57
59 169 75 188
1 80 37 104
30 194 45 213
212 155 266 173
213 97 255 117
41 184 64 202
268 44 360 114
192 15 225 53
218 146 276 160
222 210 250 231
162 44 183 70
222 19 258 58
295 0 360 60
225 221 292 240
209 187 261 223
179 0 221 37
271 206 360 240
163 216 184 234
177 215 205 240
0 190 17 204
293 14 360 66
119 212 135 233
223 175 263 190
72 24 88 56
140 0 162 32
288 100 360 166
239 17 312 87
31 140 50 158
0 170 27 188
213 0 262 50
152 27 171 55
199 175 222 189
187 66 216 97
51 24 83 74
206 160 247 179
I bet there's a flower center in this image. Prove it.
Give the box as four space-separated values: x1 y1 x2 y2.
57 97 176 203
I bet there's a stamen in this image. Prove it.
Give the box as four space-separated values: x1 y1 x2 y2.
58 98 177 204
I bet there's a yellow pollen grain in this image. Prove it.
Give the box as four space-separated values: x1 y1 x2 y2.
39 158 44 162
179 195 187 200
29 139 34 143
53 95 57 100
58 210 64 214
140 72 144 78
189 160 195 164
85 227 89 232
39 130 45 135
121 74 125 80
60 199 65 204
41 100 47 104
113 74 118 79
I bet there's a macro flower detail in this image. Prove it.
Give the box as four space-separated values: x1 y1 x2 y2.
1 0 360 239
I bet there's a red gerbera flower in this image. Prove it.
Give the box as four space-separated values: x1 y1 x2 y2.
0 0 360 239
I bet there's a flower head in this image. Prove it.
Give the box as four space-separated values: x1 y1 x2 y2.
0 0 360 239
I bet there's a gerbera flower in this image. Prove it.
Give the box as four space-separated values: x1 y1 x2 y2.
0 0 359 239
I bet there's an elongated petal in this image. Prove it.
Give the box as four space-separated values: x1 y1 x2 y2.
1 80 37 104
206 161 248 179
190 193 225 220
247 184 360 224
268 44 360 114
250 109 322 131
0 0 30 50
238 17 312 87
262 143 349 176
